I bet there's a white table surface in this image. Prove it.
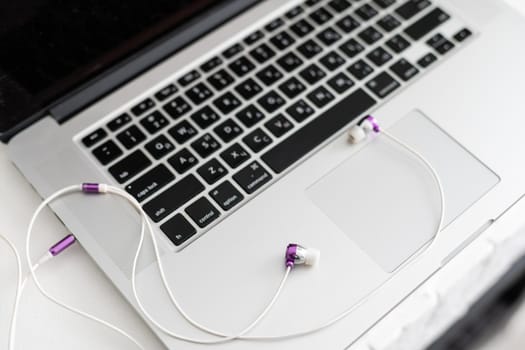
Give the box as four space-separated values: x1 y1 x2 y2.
1 1 525 349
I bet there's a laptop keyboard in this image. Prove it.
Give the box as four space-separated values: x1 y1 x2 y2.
80 0 473 248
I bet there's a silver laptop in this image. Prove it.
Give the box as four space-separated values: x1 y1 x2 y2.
4 0 525 348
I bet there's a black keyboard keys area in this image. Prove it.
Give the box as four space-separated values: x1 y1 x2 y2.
185 83 213 105
213 92 241 114
236 105 265 128
214 119 243 143
395 0 431 20
298 40 323 59
290 19 315 38
358 26 383 45
185 197 220 228
317 28 342 46
235 78 263 100
250 44 276 64
228 56 256 77
220 143 250 169
207 69 234 91
336 15 361 34
377 14 401 33
145 135 175 159
93 140 123 165
307 86 335 108
418 52 438 68
328 73 355 94
309 8 333 25
155 84 178 102
405 8 450 41
126 164 174 202
192 133 221 158
256 65 284 86
390 59 419 81
265 114 294 137
243 128 272 153
270 31 296 51
82 128 107 147
210 181 244 211
286 99 315 123
279 77 306 99
258 91 286 113
191 106 220 129
339 38 365 58
197 158 228 185
367 47 393 67
169 148 199 174
163 96 192 119
300 64 326 85
386 34 411 53
427 33 455 55
349 59 374 80
169 120 198 144
233 161 273 194
131 98 155 116
277 52 304 73
320 51 345 71
143 174 204 222
366 72 401 98
109 150 152 184
117 125 146 149
329 0 352 12
107 113 132 132
140 111 169 134
160 214 196 246
355 3 379 21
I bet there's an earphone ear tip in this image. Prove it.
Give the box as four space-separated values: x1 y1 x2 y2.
348 125 366 144
305 248 320 266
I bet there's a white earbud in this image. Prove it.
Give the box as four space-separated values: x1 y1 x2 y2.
348 116 381 144
285 244 321 268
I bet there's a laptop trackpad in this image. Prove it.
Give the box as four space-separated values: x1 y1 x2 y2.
307 110 499 272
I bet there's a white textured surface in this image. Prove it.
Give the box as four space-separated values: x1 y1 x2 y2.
1 1 525 350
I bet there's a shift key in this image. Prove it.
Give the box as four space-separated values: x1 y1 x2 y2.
233 161 272 194
143 174 204 222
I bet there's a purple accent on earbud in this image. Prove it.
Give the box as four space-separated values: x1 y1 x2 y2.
82 183 100 193
366 116 381 133
49 234 77 256
285 244 298 268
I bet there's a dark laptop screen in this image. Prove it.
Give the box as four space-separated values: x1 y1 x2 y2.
0 0 230 136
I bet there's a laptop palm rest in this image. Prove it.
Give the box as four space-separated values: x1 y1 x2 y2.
307 110 500 272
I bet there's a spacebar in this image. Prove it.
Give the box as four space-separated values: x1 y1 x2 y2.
261 88 376 174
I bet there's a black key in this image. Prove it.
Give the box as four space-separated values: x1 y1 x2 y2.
265 18 285 32
307 86 335 108
358 26 383 45
367 47 393 66
163 96 192 119
168 120 198 144
427 33 455 55
228 56 256 77
207 69 234 91
190 106 220 129
373 0 396 9
286 99 315 122
366 71 401 98
220 143 250 169
454 28 472 42
390 58 419 81
178 70 201 87
256 65 284 86
250 43 276 64
82 128 107 147
126 164 174 202
93 140 123 165
185 197 220 228
300 64 326 85
270 31 296 51
405 8 450 40
244 30 265 45
109 150 152 184
233 161 273 194
107 113 132 132
210 181 244 211
305 0 322 6
131 98 155 116
386 34 411 53
168 148 199 174
140 110 169 134
257 91 286 113
377 14 401 32
191 133 221 158
223 43 244 58
185 82 214 105
160 214 196 246
143 174 204 222
261 89 376 173
310 8 333 25
197 158 228 184
328 72 355 94
214 119 243 143
395 0 431 20
213 92 241 114
235 78 263 100
317 28 342 46
236 105 265 128
200 56 223 73
285 5 304 19
279 77 306 99
265 114 294 137
355 3 379 20
329 0 352 12
348 59 374 80
417 52 437 68
155 84 178 102
145 134 176 159
117 125 146 149
297 39 323 59
336 15 361 34
243 128 273 153
319 51 345 71
290 19 315 38
339 38 365 58
276 52 304 73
